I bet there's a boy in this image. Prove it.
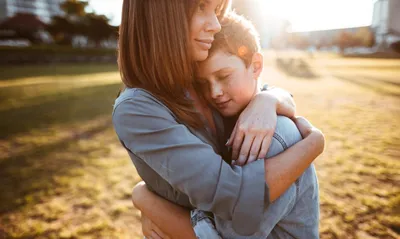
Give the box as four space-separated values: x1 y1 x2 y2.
192 12 320 238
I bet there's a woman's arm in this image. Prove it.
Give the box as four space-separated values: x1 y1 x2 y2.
113 89 267 235
113 89 321 235
264 87 296 118
132 182 196 239
133 117 324 237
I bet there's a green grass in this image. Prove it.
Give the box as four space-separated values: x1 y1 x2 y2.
0 63 118 81
0 64 142 238
0 58 399 239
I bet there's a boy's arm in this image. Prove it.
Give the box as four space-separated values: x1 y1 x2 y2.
265 116 324 202
132 182 197 239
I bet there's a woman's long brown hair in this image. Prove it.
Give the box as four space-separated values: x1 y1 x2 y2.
118 0 231 129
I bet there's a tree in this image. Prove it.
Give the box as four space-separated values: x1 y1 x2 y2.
354 27 375 48
336 31 353 52
46 16 75 45
391 41 400 53
60 0 88 18
287 33 309 50
48 0 116 47
84 13 115 47
0 13 47 44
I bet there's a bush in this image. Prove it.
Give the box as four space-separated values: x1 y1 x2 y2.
0 45 116 55
0 45 117 64
391 41 400 53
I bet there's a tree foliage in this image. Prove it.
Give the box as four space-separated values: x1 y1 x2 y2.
60 0 88 18
47 0 117 47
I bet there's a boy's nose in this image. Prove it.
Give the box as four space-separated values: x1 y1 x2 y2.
211 83 223 99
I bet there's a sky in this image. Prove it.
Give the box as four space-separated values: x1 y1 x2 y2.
89 0 376 32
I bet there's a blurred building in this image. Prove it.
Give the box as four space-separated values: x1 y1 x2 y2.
0 0 63 23
294 26 371 46
372 0 400 48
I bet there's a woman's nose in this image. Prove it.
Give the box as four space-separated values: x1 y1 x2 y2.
205 13 221 34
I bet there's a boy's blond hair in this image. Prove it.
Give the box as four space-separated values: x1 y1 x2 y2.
209 12 261 67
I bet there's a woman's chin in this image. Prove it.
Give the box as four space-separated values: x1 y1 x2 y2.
193 50 209 62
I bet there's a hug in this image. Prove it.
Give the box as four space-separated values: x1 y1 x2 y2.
113 0 325 238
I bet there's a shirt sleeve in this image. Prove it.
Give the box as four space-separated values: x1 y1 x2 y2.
112 90 268 235
261 84 293 98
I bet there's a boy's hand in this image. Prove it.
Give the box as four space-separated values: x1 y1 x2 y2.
293 116 316 138
141 213 170 239
228 93 277 166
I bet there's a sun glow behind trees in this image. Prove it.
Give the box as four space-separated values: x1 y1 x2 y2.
89 0 375 31
240 0 374 32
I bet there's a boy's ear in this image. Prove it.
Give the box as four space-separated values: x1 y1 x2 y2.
251 52 264 79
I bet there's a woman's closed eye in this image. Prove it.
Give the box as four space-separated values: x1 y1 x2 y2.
198 0 220 14
198 2 206 12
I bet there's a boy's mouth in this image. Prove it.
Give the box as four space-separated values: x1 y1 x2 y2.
215 100 231 109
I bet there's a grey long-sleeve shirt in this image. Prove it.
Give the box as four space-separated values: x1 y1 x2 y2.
112 88 269 235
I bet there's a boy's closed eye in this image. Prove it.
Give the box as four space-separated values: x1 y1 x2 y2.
218 74 231 81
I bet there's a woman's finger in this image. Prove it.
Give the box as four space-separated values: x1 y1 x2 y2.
258 132 273 159
236 134 255 166
231 127 245 161
227 122 238 146
247 135 264 164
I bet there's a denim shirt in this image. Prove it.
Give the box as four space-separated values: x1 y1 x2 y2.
112 88 270 235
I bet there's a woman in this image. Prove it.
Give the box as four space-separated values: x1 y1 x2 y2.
113 0 324 238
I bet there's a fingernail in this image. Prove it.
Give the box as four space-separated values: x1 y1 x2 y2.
225 139 230 146
238 155 246 165
248 155 256 164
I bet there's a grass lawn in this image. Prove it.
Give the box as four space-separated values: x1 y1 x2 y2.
0 58 399 239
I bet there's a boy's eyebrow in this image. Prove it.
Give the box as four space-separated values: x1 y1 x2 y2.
214 67 234 75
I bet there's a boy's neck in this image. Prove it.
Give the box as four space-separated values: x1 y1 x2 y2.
237 80 261 115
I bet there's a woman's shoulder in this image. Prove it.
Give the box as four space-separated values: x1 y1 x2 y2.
113 87 176 120
114 88 162 109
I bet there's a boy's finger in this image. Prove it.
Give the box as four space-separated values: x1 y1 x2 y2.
152 223 169 239
150 231 162 239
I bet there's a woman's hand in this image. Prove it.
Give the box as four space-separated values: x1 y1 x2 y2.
141 213 170 239
228 93 278 166
227 89 296 166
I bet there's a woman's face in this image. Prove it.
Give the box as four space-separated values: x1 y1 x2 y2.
190 0 222 62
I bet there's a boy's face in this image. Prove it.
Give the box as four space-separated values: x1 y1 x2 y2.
196 50 258 117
